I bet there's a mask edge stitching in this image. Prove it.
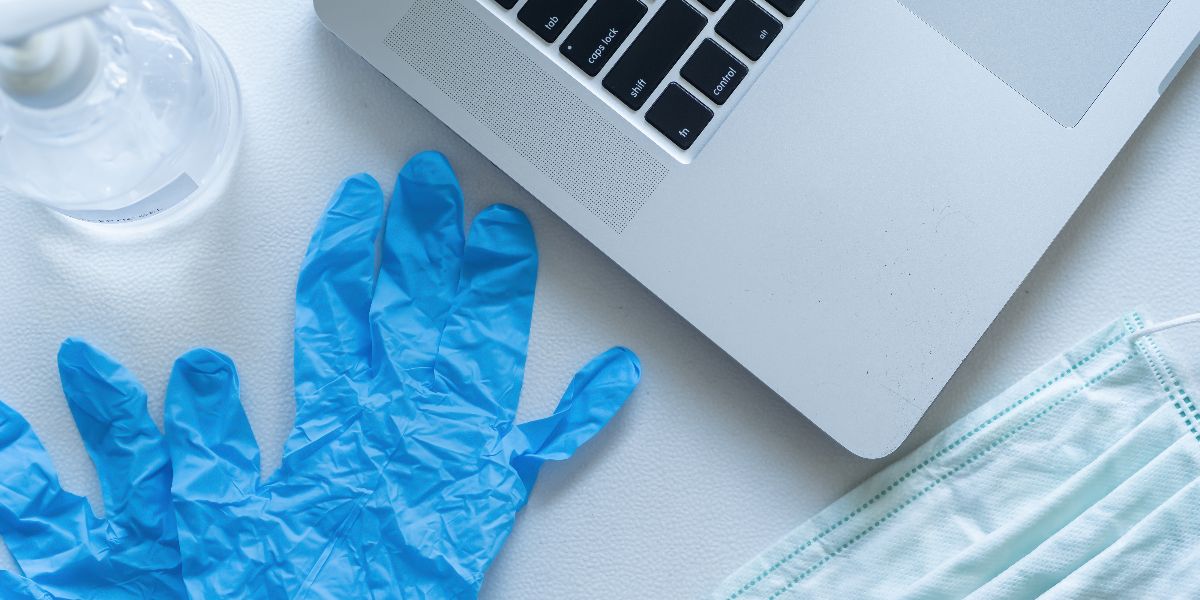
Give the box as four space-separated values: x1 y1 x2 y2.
1129 314 1200 443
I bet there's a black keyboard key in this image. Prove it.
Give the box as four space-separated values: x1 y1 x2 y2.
716 0 782 61
681 39 747 105
698 0 727 10
765 0 804 17
603 0 706 110
494 0 517 9
518 0 588 43
646 84 713 150
561 0 648 77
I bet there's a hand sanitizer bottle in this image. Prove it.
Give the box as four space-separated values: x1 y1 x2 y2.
0 0 241 224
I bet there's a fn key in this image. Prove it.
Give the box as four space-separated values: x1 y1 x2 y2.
646 84 713 150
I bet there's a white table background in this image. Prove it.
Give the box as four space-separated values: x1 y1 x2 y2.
1 2 1198 598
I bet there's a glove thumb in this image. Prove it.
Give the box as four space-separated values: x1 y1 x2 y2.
510 347 640 489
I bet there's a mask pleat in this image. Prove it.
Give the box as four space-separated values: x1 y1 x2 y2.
895 400 1191 599
1037 473 1200 599
742 346 1146 597
715 317 1200 600
962 434 1200 599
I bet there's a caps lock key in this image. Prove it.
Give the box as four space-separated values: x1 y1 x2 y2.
561 0 648 77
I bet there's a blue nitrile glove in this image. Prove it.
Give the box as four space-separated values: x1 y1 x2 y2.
0 340 184 599
0 572 54 599
164 151 641 599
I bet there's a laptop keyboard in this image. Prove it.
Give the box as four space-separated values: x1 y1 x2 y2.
490 0 806 155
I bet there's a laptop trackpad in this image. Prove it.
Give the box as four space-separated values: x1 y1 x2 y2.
898 0 1171 127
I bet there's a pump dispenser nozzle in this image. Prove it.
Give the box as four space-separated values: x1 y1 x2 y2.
0 0 109 41
0 0 109 107
0 0 241 224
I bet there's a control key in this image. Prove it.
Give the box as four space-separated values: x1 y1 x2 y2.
681 39 748 105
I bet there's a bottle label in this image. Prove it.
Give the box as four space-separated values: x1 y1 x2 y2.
57 173 199 223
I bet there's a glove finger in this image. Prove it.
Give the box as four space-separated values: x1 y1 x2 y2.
165 349 260 508
295 174 384 397
370 151 465 381
0 572 55 600
0 400 99 577
510 348 641 489
57 339 171 539
431 204 537 425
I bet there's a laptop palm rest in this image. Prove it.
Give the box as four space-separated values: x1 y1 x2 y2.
898 0 1172 127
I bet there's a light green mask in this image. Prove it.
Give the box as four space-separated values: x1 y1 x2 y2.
715 313 1200 599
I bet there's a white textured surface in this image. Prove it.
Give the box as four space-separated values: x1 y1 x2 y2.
0 1 1198 598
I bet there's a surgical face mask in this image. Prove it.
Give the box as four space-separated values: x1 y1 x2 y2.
715 312 1200 600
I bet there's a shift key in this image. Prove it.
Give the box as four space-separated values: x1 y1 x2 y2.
561 0 648 77
602 0 706 110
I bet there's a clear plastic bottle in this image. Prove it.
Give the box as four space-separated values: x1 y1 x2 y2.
0 0 241 224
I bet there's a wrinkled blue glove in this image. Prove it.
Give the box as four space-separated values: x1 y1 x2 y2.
0 341 184 599
165 151 641 598
0 572 54 600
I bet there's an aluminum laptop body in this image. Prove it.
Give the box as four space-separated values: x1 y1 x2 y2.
315 0 1200 457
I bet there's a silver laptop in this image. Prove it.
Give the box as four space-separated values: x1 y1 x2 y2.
314 0 1200 457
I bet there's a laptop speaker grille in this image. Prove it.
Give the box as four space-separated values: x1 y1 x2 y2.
384 0 667 232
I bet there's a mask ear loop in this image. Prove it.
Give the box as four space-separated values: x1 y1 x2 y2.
1130 313 1200 341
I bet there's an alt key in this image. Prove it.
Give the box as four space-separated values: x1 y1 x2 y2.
646 83 714 150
